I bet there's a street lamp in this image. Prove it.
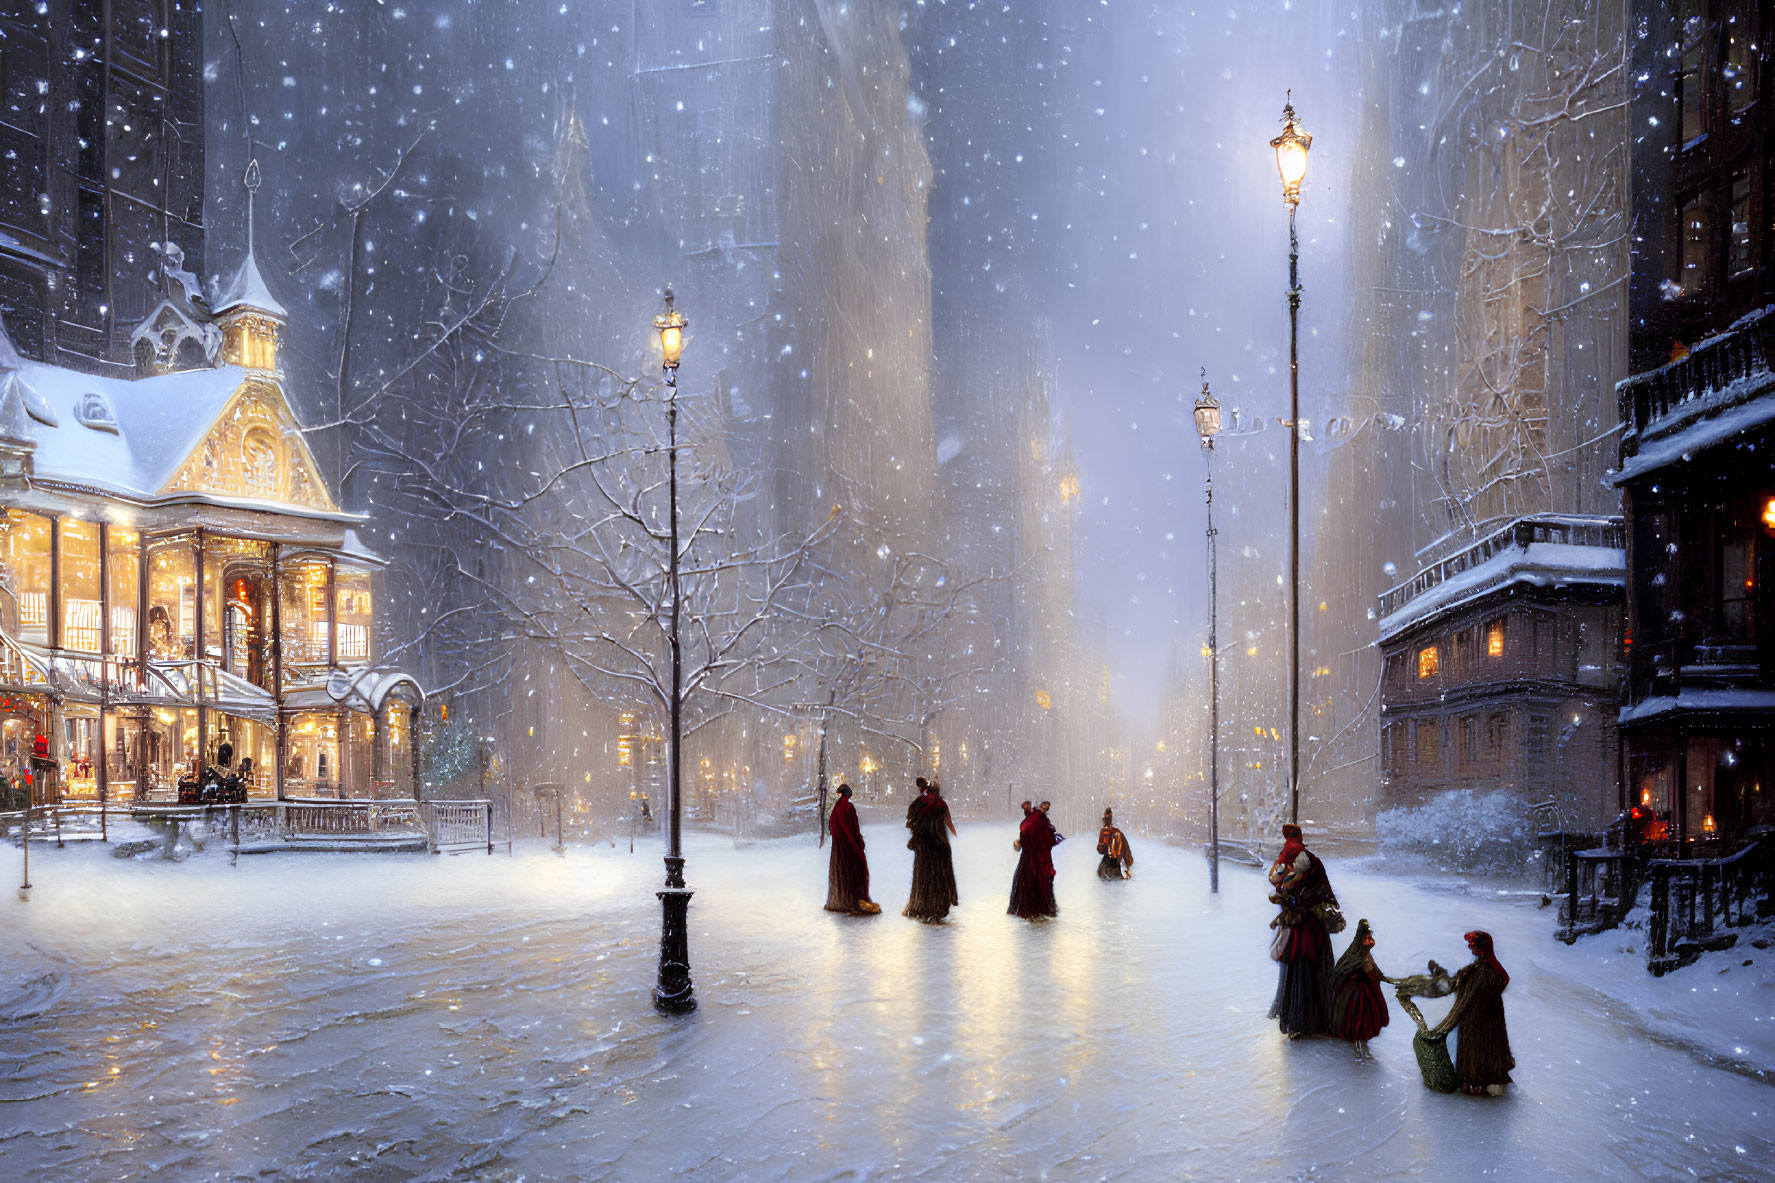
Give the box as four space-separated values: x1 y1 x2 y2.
1269 92 1311 826
652 288 695 1014
1194 373 1221 893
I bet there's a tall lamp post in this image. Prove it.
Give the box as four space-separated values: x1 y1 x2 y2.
1194 374 1222 893
653 289 696 1014
1270 93 1311 826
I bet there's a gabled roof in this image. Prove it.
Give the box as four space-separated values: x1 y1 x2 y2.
18 357 248 498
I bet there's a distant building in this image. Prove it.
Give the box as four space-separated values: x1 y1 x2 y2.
0 0 206 373
1613 0 1775 849
1378 515 1625 831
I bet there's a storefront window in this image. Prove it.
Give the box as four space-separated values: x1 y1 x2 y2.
59 519 101 652
281 560 331 667
343 711 375 797
104 713 147 803
0 510 53 644
335 566 373 663
62 710 98 796
1686 735 1774 842
107 528 139 659
212 714 276 799
145 535 197 661
287 710 340 797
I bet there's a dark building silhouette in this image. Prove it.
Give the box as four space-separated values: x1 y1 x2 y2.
0 0 205 372
1615 0 1775 851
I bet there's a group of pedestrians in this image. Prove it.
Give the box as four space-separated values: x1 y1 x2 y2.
1267 823 1516 1097
822 781 1136 924
822 792 1512 1098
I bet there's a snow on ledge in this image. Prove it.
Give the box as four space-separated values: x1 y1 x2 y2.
1378 541 1624 643
1618 687 1775 727
1612 368 1775 486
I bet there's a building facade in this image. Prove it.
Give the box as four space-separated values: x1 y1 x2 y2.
1613 0 1775 851
1377 515 1625 830
0 238 421 807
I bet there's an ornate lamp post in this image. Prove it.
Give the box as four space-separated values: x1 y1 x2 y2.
652 289 695 1014
1269 93 1311 826
1193 374 1222 893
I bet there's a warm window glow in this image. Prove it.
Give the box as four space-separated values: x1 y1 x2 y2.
1035 689 1052 710
1418 646 1440 678
1487 620 1504 658
1763 497 1775 532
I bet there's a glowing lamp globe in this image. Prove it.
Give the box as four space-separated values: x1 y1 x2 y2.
1193 379 1222 447
1270 97 1312 206
654 289 688 370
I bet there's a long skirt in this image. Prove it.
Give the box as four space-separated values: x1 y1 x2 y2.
825 846 876 914
1336 974 1390 1042
904 841 958 921
1097 855 1125 881
1008 854 1057 919
1453 1001 1515 1089
1269 919 1334 1036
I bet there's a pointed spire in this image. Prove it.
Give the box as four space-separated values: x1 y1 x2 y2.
214 157 287 320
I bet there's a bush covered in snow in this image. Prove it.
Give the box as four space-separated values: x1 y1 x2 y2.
1376 789 1534 874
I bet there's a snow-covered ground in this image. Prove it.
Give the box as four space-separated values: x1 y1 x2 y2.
2 822 1772 1182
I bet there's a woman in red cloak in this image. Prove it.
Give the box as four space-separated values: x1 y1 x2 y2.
1330 918 1389 1060
824 784 880 915
1008 800 1061 919
1267 823 1339 1038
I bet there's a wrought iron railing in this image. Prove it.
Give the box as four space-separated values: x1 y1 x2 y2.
421 799 493 853
1618 305 1775 459
1379 514 1624 620
1645 833 1775 974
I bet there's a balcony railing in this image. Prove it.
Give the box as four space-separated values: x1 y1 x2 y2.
1379 514 1624 621
1618 304 1775 461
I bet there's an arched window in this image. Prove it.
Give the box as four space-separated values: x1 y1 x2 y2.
241 427 279 498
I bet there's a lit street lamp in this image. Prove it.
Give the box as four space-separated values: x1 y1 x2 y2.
652 289 695 1014
1193 373 1221 893
1269 93 1311 826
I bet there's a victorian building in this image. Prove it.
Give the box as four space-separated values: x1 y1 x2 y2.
0 216 422 808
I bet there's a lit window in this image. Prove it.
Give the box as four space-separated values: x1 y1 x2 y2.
1487 620 1505 658
1418 646 1440 678
242 428 279 497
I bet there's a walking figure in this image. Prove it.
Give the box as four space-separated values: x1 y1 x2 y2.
824 784 880 915
1096 807 1133 880
1330 919 1389 1060
1008 799 1061 919
903 777 958 922
1267 823 1341 1038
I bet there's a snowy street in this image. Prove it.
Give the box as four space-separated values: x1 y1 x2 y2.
2 824 1772 1181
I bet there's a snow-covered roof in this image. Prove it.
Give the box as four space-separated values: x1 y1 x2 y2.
15 356 247 498
1610 371 1775 486
340 528 388 566
1620 688 1775 728
212 240 287 320
1379 540 1624 642
285 667 423 715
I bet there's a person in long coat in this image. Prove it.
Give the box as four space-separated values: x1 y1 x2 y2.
903 778 959 922
1267 823 1339 1038
824 784 880 915
1431 930 1515 1096
1330 918 1389 1060
1008 799 1062 918
1096 807 1134 880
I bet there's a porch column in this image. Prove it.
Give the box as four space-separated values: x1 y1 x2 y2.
96 522 108 810
270 544 285 802
336 706 347 798
324 560 337 668
135 533 147 687
410 702 422 804
194 530 206 768
47 515 60 651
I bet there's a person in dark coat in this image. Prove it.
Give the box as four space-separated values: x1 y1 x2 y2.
1008 799 1062 918
824 784 880 914
1096 807 1134 880
1267 823 1339 1038
1432 930 1515 1096
1330 918 1389 1060
903 778 959 922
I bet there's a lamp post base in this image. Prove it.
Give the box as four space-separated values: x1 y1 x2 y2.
654 877 696 1014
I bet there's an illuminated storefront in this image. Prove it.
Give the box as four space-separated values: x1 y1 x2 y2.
0 248 422 806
